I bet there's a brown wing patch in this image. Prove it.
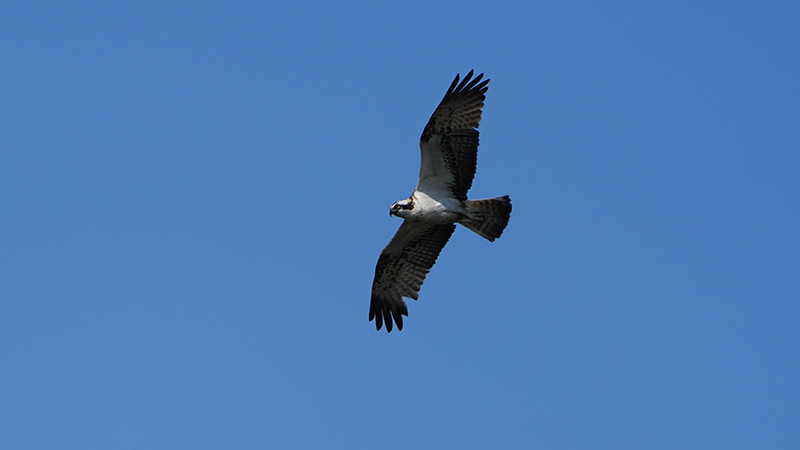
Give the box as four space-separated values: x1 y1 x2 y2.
420 70 489 200
370 223 456 332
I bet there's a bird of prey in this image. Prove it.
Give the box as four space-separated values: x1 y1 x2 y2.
369 70 512 332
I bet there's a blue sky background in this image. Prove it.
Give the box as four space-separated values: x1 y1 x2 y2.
1 1 798 448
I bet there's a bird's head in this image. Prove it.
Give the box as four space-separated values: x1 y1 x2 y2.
389 198 414 218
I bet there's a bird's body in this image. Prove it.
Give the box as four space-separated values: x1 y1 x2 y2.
370 71 512 332
393 191 461 224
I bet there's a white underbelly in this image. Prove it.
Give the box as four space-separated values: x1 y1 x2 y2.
412 191 463 223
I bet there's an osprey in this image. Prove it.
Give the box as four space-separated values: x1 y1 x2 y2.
370 70 512 332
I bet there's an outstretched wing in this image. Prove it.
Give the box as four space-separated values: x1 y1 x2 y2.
417 70 490 201
370 221 456 332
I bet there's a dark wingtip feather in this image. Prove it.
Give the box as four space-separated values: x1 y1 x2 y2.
444 70 490 100
445 70 487 98
393 311 404 331
454 70 473 92
445 73 461 97
465 72 483 91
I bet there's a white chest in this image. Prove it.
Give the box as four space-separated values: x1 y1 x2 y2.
409 190 463 223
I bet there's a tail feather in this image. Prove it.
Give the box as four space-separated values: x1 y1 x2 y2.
460 195 512 241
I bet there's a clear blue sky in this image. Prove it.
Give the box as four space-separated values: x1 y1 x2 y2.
2 1 798 448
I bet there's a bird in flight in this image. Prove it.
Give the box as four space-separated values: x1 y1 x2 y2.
369 70 512 332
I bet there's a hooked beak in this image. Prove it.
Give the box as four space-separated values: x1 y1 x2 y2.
389 208 395 217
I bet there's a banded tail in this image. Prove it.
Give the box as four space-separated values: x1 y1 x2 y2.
460 195 512 241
